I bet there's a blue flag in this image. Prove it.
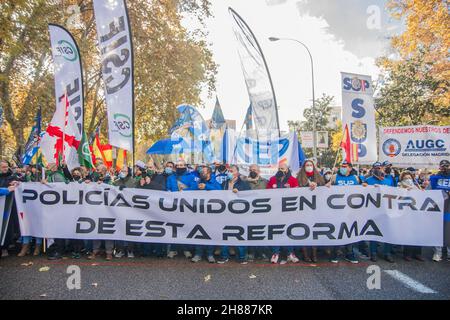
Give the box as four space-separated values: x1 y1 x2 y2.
244 105 253 131
21 108 41 165
170 105 215 163
210 97 226 130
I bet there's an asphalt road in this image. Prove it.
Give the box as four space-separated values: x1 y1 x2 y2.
1 250 449 300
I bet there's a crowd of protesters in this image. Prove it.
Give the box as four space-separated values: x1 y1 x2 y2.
0 157 449 265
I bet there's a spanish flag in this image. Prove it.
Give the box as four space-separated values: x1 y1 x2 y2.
341 124 359 163
92 133 113 168
116 148 127 171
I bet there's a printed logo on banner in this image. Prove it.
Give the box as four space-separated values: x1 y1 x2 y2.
236 138 289 165
55 40 78 62
351 121 368 144
112 113 132 138
343 76 370 92
382 139 402 157
405 139 447 153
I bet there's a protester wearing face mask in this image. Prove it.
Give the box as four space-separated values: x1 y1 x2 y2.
113 166 136 259
326 161 362 264
134 160 147 184
215 163 229 185
166 160 197 259
192 166 222 263
397 171 425 262
323 168 333 184
246 164 268 190
267 163 300 264
382 161 398 187
296 160 324 263
71 168 84 183
245 164 269 261
114 166 136 189
364 162 395 263
218 165 251 264
428 159 450 262
166 160 199 192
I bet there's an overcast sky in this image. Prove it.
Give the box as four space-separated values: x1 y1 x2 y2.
184 0 403 131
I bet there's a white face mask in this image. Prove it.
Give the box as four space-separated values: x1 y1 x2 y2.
305 166 314 173
325 174 332 180
404 178 414 186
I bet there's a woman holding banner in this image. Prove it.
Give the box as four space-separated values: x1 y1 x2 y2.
398 171 425 262
267 163 300 264
296 160 325 263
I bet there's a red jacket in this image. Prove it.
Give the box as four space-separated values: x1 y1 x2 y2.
266 176 299 189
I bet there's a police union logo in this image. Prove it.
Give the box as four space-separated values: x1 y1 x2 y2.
56 40 78 62
112 113 132 138
382 139 401 157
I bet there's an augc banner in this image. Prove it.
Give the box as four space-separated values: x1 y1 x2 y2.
15 183 444 247
48 24 84 135
93 0 134 151
341 72 377 164
380 125 450 168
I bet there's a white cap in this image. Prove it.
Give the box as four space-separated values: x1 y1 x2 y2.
135 160 146 170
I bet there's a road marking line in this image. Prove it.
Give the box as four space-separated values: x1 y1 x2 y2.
384 270 437 294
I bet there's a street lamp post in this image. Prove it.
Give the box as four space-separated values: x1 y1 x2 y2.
269 37 317 162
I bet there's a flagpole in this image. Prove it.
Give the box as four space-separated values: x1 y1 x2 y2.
62 93 68 165
333 126 346 170
124 0 135 171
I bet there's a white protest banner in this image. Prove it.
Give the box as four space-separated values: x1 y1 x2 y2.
49 24 84 136
300 132 314 149
341 72 377 164
380 125 450 168
1 195 14 246
93 0 134 151
16 183 444 247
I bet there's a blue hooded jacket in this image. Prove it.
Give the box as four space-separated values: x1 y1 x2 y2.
166 172 199 192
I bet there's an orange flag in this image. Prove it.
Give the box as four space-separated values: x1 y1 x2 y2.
116 148 127 171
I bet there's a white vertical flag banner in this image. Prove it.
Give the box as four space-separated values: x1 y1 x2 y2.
93 0 134 151
341 72 377 164
229 8 280 138
48 24 84 135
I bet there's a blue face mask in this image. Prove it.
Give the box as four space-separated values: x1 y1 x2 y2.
119 172 127 179
340 168 348 176
227 172 234 180
164 167 173 175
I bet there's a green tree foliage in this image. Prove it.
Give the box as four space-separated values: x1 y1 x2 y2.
288 94 339 168
376 50 450 126
376 0 450 127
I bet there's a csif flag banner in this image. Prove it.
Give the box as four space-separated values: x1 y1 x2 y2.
48 24 84 136
93 0 134 152
341 72 377 164
229 8 280 138
15 183 445 246
40 93 81 171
